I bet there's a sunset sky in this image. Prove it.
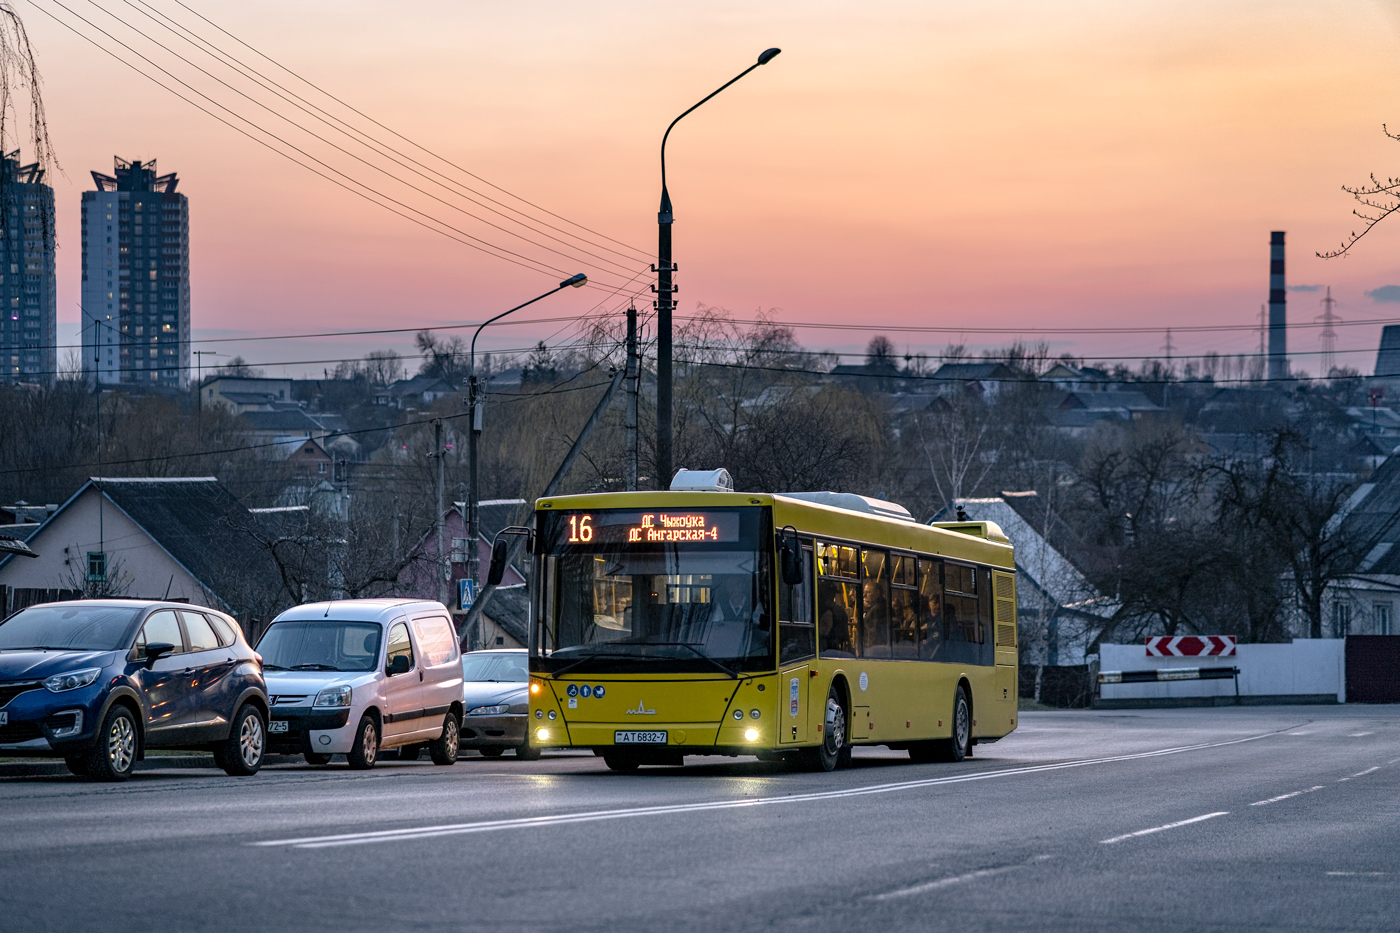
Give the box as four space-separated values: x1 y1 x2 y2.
21 0 1400 377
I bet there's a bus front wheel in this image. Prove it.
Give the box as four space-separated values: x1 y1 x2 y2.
797 686 849 772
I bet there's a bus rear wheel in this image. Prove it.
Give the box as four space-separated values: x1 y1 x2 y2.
933 685 972 762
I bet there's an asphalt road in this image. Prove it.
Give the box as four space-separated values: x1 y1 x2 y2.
1 705 1397 932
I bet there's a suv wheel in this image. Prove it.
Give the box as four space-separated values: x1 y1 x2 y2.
85 705 137 782
218 704 266 776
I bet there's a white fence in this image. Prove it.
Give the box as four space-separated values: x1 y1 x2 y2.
1097 639 1345 706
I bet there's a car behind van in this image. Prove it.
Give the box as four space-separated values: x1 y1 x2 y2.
256 599 463 769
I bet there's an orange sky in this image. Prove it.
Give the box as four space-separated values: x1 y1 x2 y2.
23 0 1400 376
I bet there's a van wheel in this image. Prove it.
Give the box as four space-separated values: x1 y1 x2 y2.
429 714 460 765
347 715 379 770
218 705 266 776
795 687 847 772
85 705 137 782
932 686 971 762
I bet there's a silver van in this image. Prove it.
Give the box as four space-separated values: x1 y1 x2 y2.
256 599 463 769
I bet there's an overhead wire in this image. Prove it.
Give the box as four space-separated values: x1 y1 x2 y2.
27 0 635 289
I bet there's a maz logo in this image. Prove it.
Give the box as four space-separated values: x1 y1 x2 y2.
624 701 657 715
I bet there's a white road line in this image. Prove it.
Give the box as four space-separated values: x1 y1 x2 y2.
1351 766 1380 777
1099 811 1228 845
1348 732 1374 737
1327 871 1388 877
1250 786 1325 806
250 732 1276 850
869 865 1023 900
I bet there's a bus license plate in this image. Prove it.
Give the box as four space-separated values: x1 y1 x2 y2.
614 730 667 745
269 720 289 734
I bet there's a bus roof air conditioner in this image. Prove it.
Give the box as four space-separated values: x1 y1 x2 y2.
669 468 734 492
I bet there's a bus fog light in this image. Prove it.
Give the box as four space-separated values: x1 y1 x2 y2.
744 728 759 742
535 709 544 719
537 728 550 741
547 710 557 720
733 710 743 720
750 709 761 719
530 682 541 694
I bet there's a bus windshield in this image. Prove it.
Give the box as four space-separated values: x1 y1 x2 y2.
536 507 772 674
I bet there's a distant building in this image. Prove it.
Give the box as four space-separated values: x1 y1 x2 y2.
201 376 294 414
0 153 56 385
374 374 458 408
927 362 1016 398
81 158 190 389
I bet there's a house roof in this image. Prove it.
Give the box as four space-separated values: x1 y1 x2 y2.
388 375 457 397
930 495 1114 618
1058 389 1163 412
0 477 285 612
481 585 529 645
1329 454 1400 575
929 362 1016 382
240 409 326 433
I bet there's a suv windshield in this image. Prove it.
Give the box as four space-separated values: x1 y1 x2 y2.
536 507 772 674
0 604 142 652
256 621 382 673
461 653 528 683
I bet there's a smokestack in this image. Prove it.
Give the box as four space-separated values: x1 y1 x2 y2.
1267 231 1287 380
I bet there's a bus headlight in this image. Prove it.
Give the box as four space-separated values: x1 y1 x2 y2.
536 728 550 741
744 728 759 742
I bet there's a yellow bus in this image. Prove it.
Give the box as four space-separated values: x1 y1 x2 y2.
523 473 1018 772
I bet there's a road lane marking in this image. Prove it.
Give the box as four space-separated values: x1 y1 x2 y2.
1099 812 1228 845
1347 732 1373 737
250 732 1277 849
1250 786 1325 806
1351 766 1380 777
870 864 1026 900
1327 872 1388 877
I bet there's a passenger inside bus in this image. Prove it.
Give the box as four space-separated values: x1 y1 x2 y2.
818 583 855 658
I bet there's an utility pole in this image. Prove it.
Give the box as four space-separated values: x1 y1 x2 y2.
433 419 447 608
654 48 781 491
625 305 639 491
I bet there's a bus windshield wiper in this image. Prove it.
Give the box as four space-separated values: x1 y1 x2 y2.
550 652 646 678
631 642 738 679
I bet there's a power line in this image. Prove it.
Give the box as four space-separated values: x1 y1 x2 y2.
78 0 643 279
163 0 650 261
29 0 635 289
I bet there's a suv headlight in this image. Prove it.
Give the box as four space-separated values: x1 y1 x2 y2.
467 704 511 716
43 668 101 693
313 685 353 708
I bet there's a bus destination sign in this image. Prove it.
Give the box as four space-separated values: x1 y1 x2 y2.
564 510 740 545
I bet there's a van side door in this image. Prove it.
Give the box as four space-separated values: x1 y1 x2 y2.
380 620 420 744
409 613 461 738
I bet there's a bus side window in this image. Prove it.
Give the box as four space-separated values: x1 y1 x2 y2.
779 544 815 664
861 549 890 658
918 558 944 661
816 542 857 659
943 562 982 665
890 553 918 658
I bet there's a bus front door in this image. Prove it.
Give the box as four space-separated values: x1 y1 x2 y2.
779 665 810 744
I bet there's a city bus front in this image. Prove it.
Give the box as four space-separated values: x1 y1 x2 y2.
527 499 778 767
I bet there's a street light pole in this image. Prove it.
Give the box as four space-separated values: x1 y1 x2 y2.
466 273 587 641
655 47 781 490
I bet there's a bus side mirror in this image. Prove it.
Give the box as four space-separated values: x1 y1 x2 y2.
780 538 804 587
486 538 510 586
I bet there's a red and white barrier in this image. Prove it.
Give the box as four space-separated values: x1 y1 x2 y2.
1145 636 1236 657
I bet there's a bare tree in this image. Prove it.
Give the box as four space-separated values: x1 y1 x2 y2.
1319 124 1400 258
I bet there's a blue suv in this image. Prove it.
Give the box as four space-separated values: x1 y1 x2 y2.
0 600 269 781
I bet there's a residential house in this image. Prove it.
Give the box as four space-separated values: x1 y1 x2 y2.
927 362 1017 399
1318 454 1400 637
375 375 458 409
0 477 287 623
201 376 294 414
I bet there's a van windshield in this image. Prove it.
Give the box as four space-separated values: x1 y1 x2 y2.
257 621 381 673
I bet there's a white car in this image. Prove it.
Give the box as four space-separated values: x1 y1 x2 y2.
256 599 463 769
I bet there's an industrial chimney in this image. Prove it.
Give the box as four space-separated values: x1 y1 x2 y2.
1267 231 1288 380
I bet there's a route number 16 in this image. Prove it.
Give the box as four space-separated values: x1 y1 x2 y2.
568 514 593 542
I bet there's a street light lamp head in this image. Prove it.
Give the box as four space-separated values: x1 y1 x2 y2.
757 48 781 65
561 273 588 289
